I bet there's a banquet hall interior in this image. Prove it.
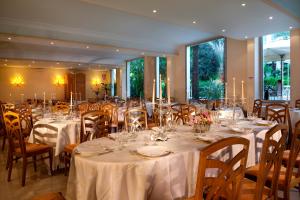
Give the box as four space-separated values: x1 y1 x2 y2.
1 0 300 200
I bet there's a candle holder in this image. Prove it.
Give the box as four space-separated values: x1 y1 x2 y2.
232 96 236 124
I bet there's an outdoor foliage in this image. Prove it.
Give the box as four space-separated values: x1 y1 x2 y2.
129 58 144 97
190 38 225 100
159 57 167 97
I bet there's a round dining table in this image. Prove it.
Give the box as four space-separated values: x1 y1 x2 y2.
66 119 279 200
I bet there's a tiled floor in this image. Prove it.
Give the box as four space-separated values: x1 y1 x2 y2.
0 138 299 200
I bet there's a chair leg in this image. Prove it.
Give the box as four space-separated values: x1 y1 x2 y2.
21 158 27 186
7 153 13 182
49 149 53 175
2 133 6 151
33 155 37 172
64 153 69 176
6 150 10 170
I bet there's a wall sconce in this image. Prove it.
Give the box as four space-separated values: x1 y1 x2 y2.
92 77 101 87
11 75 25 87
54 75 65 86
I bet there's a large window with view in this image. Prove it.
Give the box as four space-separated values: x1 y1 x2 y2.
186 38 225 100
262 31 290 100
156 57 167 98
126 58 144 98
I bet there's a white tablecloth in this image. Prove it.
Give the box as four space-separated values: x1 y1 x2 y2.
28 117 81 156
66 120 278 200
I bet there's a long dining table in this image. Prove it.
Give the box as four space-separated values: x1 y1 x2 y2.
66 119 279 200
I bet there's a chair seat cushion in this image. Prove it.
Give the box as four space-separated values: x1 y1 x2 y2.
15 143 51 155
239 178 270 199
64 144 77 153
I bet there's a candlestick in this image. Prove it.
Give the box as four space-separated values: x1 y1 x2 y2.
70 92 73 107
167 77 170 105
152 79 155 110
43 92 46 110
225 82 228 106
233 77 236 98
241 80 245 104
34 93 37 100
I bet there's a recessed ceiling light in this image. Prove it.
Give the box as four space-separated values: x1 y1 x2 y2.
269 16 273 20
289 26 293 30
86 46 89 49
116 49 119 52
152 9 157 13
141 52 145 55
8 37 12 40
192 21 197 24
56 62 60 65
241 3 246 7
78 63 81 66
244 35 248 39
50 41 54 45
222 29 226 33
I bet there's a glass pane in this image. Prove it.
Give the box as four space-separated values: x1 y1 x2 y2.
189 38 225 100
262 31 290 100
129 58 144 98
158 57 167 98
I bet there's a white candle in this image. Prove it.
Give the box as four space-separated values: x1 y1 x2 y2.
225 82 228 105
159 74 162 101
43 92 46 109
70 92 73 106
241 80 245 104
152 79 155 109
233 77 236 97
167 77 171 105
34 93 37 100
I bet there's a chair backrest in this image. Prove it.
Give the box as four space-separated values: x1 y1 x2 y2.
77 102 89 116
81 110 110 141
88 103 102 111
266 103 289 124
15 105 33 137
295 99 300 109
284 120 300 189
255 124 288 200
194 137 249 200
52 102 69 113
124 108 148 132
126 98 144 109
32 124 58 147
253 99 262 118
1 103 15 113
3 111 26 155
101 103 118 127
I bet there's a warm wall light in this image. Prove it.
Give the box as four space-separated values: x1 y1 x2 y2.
11 75 24 87
92 77 101 86
54 75 65 86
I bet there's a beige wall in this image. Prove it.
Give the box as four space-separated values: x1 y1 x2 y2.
290 28 300 105
0 67 111 103
84 69 111 99
0 67 67 103
173 45 187 103
226 38 248 100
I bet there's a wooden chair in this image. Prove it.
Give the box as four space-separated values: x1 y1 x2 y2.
52 102 69 113
253 99 262 118
32 124 58 148
15 105 33 138
295 99 300 109
126 98 145 109
77 102 89 116
101 102 118 131
88 103 102 111
124 108 148 132
188 137 250 200
266 103 292 145
4 111 53 186
63 111 110 174
240 124 288 200
171 104 196 124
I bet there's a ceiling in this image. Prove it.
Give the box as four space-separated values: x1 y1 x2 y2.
0 0 299 67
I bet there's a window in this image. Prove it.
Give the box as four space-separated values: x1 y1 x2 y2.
186 38 225 100
156 57 167 98
111 69 116 96
126 58 144 98
262 31 290 100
